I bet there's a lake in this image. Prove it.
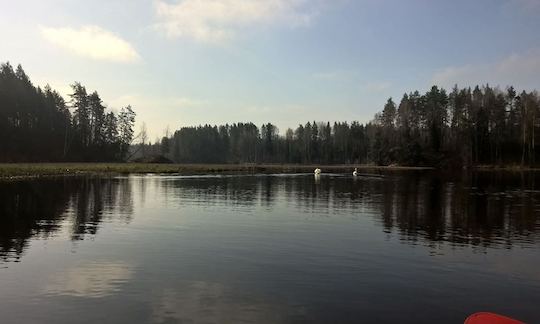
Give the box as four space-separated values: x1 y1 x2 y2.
0 171 539 323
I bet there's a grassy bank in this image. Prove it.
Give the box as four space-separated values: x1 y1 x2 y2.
0 163 434 179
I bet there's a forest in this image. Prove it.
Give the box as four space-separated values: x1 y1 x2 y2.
145 85 539 167
2 62 539 167
0 62 136 162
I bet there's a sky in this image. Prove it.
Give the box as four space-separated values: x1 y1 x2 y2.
1 0 540 140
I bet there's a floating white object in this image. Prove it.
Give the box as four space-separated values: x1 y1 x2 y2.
314 168 321 175
353 168 358 176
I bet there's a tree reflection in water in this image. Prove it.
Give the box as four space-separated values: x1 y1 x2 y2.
158 172 540 249
0 171 538 263
0 177 133 261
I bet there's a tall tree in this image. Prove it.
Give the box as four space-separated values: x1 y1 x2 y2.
118 105 136 160
70 82 90 149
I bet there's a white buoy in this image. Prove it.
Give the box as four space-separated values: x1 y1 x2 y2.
314 168 321 175
353 168 358 176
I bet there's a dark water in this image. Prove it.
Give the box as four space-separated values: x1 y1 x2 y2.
0 172 539 324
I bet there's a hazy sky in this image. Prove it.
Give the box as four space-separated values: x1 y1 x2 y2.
2 0 540 139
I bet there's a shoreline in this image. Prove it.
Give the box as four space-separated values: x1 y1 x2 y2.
0 163 433 180
0 163 538 180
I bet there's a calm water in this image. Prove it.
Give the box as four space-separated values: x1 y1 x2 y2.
0 172 539 324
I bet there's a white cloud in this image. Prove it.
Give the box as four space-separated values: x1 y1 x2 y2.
40 25 141 63
432 48 540 90
154 0 316 43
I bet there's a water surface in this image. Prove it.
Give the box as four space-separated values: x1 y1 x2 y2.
1 172 539 323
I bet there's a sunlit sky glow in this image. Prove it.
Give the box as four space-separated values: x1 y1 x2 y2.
2 0 540 139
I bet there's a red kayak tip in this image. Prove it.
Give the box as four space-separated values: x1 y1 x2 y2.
465 312 524 324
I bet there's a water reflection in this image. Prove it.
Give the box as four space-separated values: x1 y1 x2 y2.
0 172 539 324
0 177 133 261
44 261 133 298
151 282 290 324
0 172 539 264
156 172 540 248
375 172 540 248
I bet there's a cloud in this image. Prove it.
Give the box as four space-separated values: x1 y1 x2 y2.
40 25 141 63
154 0 316 43
432 48 540 90
44 261 133 298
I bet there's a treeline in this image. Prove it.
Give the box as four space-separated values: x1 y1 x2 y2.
374 85 539 167
0 62 136 162
158 122 374 164
2 62 538 167
148 85 539 167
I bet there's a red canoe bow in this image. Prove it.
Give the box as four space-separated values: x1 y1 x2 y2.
465 312 525 324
